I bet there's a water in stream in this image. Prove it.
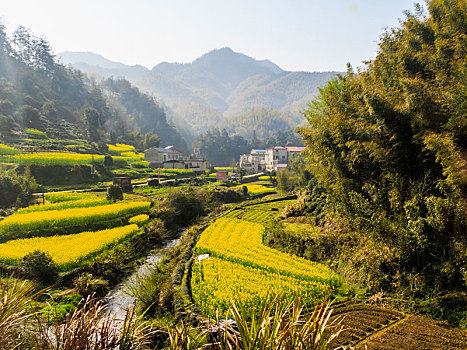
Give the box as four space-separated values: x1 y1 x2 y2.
104 237 181 323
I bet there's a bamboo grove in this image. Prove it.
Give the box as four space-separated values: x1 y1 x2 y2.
297 0 467 293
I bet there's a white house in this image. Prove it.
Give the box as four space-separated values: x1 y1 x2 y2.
241 146 295 172
144 146 183 168
239 149 266 172
181 157 208 173
265 146 288 171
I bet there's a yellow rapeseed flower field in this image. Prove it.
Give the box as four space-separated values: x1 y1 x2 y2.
192 256 329 315
0 224 139 266
107 143 135 153
0 149 141 166
0 201 150 240
0 143 21 155
196 217 340 285
45 192 99 203
1 152 106 165
192 216 341 316
18 198 110 213
128 214 150 226
232 183 275 194
120 151 144 159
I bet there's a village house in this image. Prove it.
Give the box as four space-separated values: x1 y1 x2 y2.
144 146 208 173
239 149 266 172
163 157 208 173
144 146 183 168
240 146 306 172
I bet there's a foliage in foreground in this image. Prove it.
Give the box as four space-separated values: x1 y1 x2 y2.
0 279 154 349
0 278 43 349
165 295 342 350
297 0 467 294
1 276 341 350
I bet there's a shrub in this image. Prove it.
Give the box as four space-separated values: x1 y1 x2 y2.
73 272 109 296
0 168 37 209
154 187 206 227
19 250 58 283
106 184 123 202
103 155 113 168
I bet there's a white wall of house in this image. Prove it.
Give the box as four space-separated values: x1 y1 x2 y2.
185 159 207 172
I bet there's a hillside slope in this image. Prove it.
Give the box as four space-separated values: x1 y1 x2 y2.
59 48 341 141
0 27 187 151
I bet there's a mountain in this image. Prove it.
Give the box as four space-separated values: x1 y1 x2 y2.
59 51 148 81
59 48 342 141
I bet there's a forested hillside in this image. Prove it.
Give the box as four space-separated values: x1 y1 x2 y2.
220 107 302 140
0 25 186 150
298 0 466 297
60 48 341 144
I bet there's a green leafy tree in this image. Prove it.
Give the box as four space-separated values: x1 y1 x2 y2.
0 114 15 136
193 128 250 166
15 105 43 130
298 0 467 292
103 155 113 168
84 107 101 142
0 168 37 209
20 250 58 283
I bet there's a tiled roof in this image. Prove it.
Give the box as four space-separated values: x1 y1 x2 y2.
152 148 172 153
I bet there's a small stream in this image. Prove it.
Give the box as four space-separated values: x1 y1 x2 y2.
104 236 181 323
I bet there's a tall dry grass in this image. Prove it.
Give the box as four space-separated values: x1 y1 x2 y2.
0 278 43 349
38 295 155 350
1 279 155 350
165 294 343 350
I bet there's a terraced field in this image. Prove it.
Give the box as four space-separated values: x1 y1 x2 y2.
232 183 275 195
0 201 150 240
192 199 340 316
327 302 467 349
0 143 145 166
354 314 467 350
0 224 139 268
0 192 150 270
224 199 296 224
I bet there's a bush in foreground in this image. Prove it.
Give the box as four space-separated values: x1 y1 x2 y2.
19 250 58 283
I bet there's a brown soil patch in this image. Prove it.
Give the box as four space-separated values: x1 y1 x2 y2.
355 315 467 350
329 302 467 350
329 302 404 348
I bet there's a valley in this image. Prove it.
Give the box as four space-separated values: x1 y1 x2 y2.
0 1 466 349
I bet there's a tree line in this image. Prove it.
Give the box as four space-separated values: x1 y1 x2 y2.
0 24 187 151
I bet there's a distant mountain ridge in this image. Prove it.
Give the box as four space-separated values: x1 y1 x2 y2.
59 48 342 142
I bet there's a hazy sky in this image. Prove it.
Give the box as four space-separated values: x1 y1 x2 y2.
1 0 419 72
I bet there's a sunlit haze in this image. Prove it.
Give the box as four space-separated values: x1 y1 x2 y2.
1 0 420 71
